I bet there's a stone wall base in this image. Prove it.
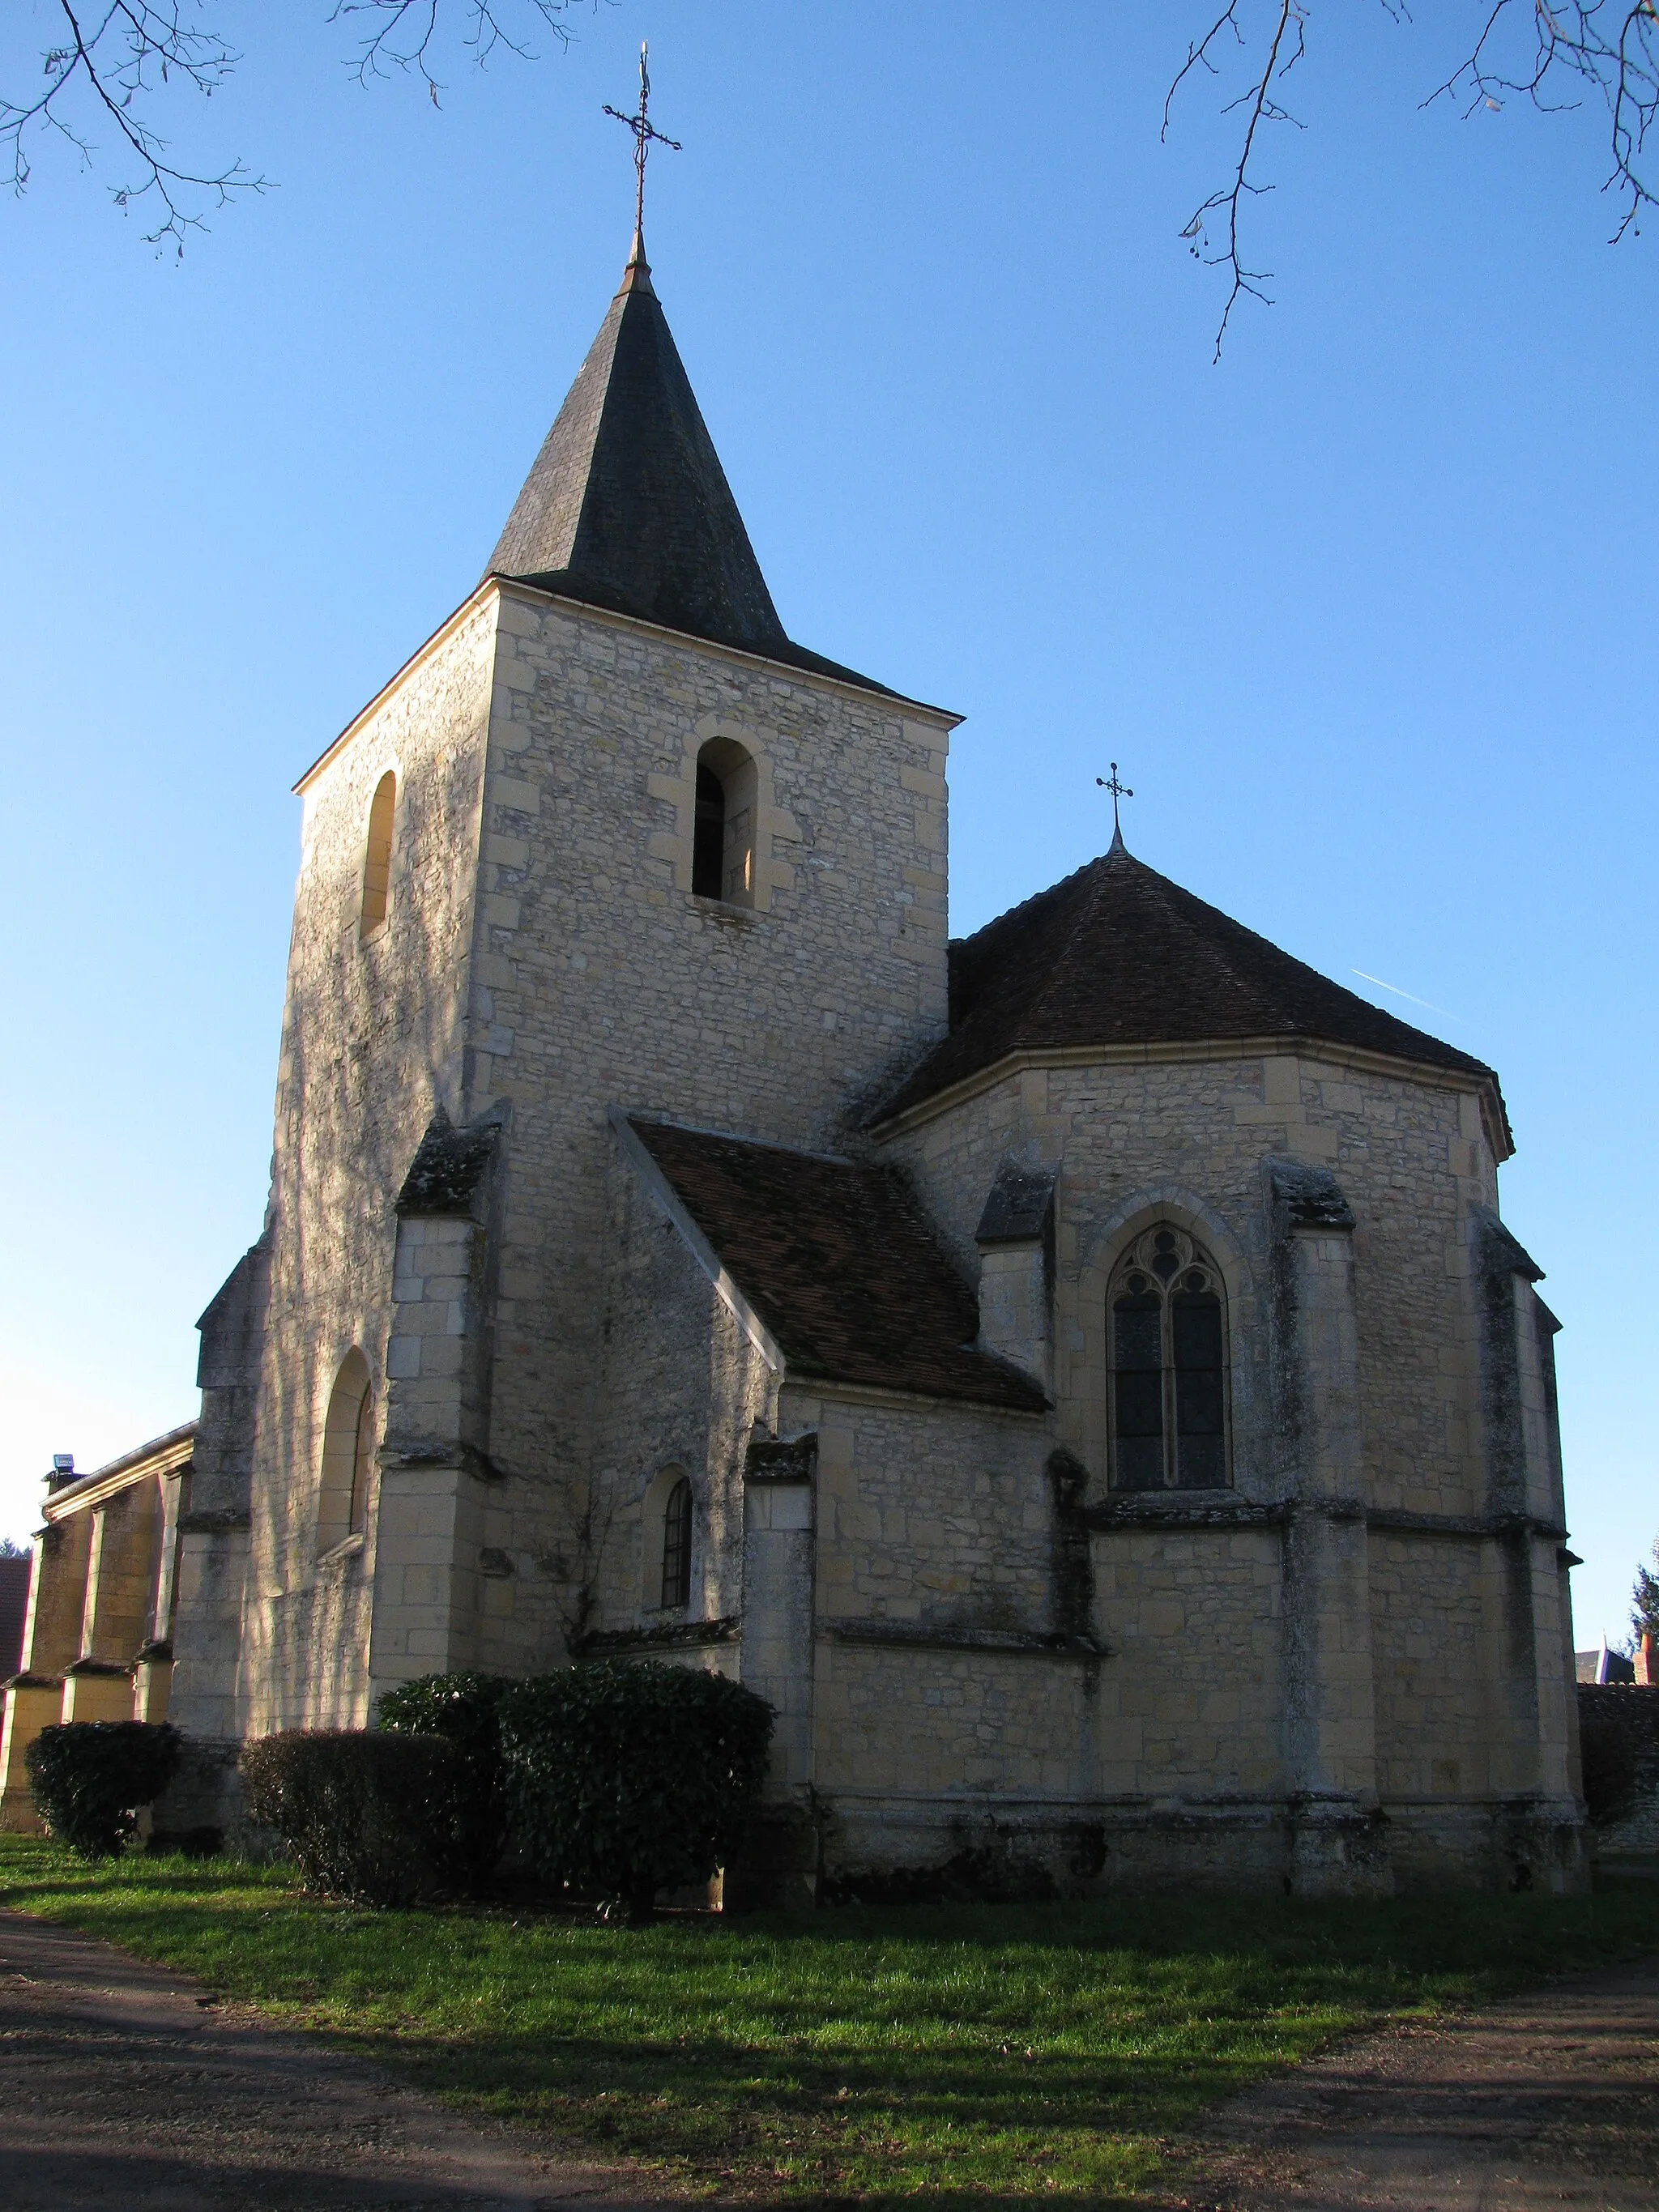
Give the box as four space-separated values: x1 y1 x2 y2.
1385 1795 1591 1894
148 1735 252 1856
792 1791 1591 1903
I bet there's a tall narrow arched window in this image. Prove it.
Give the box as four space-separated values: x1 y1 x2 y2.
660 1477 693 1610
360 771 396 937
689 738 757 906
318 1349 376 1554
1107 1226 1230 1491
692 763 725 898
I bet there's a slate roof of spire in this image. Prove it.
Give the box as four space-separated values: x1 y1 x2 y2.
872 842 1510 1138
487 237 893 696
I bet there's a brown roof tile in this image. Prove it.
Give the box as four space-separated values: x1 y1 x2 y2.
874 842 1506 1130
627 1119 1047 1413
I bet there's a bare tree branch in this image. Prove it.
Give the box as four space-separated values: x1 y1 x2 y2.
1425 1 1659 244
1 1 577 251
2 2 262 252
332 0 574 104
1166 1 1308 360
1168 2 1659 354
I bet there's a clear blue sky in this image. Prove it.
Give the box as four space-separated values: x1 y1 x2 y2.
1 4 1653 1646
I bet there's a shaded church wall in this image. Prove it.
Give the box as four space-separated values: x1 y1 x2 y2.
564 1139 778 1661
883 1048 1503 1512
872 1044 1582 1890
441 588 956 1676
1090 1525 1285 1800
240 598 498 1735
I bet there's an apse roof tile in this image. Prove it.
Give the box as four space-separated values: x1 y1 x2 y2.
874 841 1506 1133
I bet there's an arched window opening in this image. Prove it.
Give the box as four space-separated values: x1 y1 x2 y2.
660 1477 693 1610
1107 1226 1230 1491
318 1349 376 1555
692 763 725 899
689 739 757 907
360 771 396 937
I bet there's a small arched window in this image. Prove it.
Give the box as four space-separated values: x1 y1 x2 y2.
318 1349 376 1554
360 771 396 937
1107 1226 1229 1491
689 738 757 906
692 762 725 899
660 1477 693 1609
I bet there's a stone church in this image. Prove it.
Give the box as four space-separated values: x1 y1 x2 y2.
1 226 1586 1896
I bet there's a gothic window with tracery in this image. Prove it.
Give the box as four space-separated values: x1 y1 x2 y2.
660 1477 693 1609
1107 1225 1230 1490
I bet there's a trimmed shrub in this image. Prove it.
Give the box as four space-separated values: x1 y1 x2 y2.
239 1729 461 1904
501 1660 773 1916
379 1669 513 1890
25 1720 181 1860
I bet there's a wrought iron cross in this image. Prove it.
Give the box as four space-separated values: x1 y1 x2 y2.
1095 762 1134 837
604 40 681 243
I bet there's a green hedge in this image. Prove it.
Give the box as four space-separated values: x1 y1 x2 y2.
239 1730 461 1904
25 1720 181 1860
378 1669 512 1890
501 1660 773 1916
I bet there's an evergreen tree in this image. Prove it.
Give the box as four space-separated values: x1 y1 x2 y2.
1631 1536 1659 1654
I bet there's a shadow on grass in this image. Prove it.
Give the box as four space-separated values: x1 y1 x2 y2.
3 1838 1658 2202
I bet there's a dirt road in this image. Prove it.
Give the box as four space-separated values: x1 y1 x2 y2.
0 1908 665 2211
1192 1960 1659 2212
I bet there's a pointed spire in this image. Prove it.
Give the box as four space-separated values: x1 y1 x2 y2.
622 226 653 292
484 241 787 654
1107 820 1128 859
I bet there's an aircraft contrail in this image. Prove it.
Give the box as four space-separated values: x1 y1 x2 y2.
1350 969 1463 1023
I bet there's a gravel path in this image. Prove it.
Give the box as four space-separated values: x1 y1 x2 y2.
0 1909 670 2212
1191 1959 1659 2212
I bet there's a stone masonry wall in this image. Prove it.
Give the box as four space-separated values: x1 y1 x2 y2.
571 1142 780 1659
442 588 956 1673
883 1050 1501 1519
239 599 497 1733
867 1046 1578 1878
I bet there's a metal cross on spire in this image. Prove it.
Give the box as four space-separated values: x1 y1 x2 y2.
603 40 681 249
1095 762 1134 846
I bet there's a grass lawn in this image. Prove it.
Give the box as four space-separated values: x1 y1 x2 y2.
2 1835 1656 2202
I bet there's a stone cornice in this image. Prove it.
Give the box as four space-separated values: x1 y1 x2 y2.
1084 1494 1568 1544
571 1615 741 1658
296 577 960 797
870 1037 1513 1163
45 1426 195 1521
824 1620 1108 1660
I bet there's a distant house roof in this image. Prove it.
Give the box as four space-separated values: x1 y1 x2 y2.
0 1554 30 1680
874 837 1508 1141
485 237 896 700
624 1118 1047 1413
